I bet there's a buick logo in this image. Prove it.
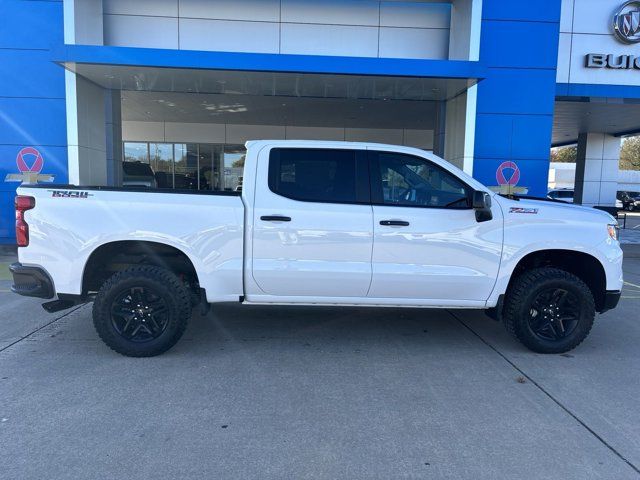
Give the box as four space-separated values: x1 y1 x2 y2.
613 1 640 43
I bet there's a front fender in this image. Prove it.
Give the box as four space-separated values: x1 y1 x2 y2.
487 238 623 307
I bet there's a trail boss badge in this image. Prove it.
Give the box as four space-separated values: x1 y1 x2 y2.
509 207 539 214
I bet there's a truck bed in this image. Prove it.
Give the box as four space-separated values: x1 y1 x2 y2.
16 184 246 303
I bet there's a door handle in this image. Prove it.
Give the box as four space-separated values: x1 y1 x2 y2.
260 215 292 222
380 220 410 226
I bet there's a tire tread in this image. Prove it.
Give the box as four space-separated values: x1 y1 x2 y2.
92 265 191 357
503 267 595 354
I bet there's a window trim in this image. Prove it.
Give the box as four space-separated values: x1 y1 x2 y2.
268 147 371 205
369 150 474 210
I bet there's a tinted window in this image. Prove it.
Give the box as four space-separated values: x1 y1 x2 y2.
123 162 154 176
374 152 470 208
269 148 359 203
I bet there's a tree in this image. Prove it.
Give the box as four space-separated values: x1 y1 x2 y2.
549 146 577 163
620 136 640 170
232 155 245 168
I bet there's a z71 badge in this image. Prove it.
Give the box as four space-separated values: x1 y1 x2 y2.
509 207 538 214
49 190 93 198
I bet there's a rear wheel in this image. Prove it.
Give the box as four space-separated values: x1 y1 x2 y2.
92 266 191 357
503 267 595 354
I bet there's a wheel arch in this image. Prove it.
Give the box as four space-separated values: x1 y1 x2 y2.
81 240 201 297
504 249 607 312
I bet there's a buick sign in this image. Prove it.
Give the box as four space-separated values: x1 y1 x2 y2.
613 1 640 44
585 1 640 70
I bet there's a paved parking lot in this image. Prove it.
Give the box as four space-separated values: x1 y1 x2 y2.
1 248 639 479
620 211 640 230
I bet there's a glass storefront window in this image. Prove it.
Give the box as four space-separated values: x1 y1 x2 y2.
198 144 222 191
122 142 245 191
174 144 198 190
123 143 148 163
223 145 245 191
150 143 174 188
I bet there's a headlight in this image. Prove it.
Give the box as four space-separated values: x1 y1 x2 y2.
608 224 619 241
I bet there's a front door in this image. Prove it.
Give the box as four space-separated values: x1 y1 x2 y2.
251 147 373 298
367 149 503 304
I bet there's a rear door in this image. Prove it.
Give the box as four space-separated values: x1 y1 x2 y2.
251 147 373 298
368 149 502 304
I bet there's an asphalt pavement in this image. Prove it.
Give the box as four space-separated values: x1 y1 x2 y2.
1 248 639 479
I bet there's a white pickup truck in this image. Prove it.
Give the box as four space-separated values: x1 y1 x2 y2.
11 140 623 357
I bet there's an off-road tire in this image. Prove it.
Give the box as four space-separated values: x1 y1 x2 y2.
503 267 595 354
92 266 191 357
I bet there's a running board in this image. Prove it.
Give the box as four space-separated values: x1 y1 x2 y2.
42 298 79 313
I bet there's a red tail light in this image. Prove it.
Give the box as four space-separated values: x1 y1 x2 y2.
15 196 35 247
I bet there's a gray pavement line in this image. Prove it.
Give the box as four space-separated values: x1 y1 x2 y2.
0 305 85 354
447 310 640 476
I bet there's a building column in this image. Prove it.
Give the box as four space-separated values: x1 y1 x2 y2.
105 90 122 186
65 72 108 185
433 101 446 158
574 133 620 207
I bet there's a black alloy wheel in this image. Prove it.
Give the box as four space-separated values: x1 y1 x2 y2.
110 286 170 342
527 287 580 341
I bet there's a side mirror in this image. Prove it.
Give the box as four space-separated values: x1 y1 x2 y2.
472 191 493 222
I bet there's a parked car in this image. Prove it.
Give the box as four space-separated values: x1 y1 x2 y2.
547 188 574 203
122 161 157 188
617 191 640 211
11 141 622 357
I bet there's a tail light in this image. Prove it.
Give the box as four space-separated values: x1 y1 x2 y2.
15 196 35 247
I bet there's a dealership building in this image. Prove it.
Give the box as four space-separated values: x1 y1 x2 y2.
1 0 640 243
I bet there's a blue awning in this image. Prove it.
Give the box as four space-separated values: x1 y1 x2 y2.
53 44 486 102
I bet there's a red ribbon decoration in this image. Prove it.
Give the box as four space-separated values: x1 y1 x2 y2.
16 147 44 173
496 161 520 186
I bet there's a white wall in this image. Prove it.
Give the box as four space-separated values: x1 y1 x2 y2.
619 169 640 191
548 162 576 189
101 0 452 60
549 162 640 191
122 121 434 150
557 0 640 85
443 87 476 174
64 0 103 45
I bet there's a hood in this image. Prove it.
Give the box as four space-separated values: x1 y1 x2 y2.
493 194 617 224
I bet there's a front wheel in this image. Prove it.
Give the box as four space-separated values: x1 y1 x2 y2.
503 268 595 354
92 266 192 357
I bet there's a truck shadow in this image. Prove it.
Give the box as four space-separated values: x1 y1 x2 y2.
174 303 507 357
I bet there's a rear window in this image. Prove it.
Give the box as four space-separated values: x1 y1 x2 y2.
268 148 358 203
123 162 153 176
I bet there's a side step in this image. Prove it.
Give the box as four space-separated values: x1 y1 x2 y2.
42 298 80 313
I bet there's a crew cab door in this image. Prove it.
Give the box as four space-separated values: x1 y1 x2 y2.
250 147 373 298
368 149 502 304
